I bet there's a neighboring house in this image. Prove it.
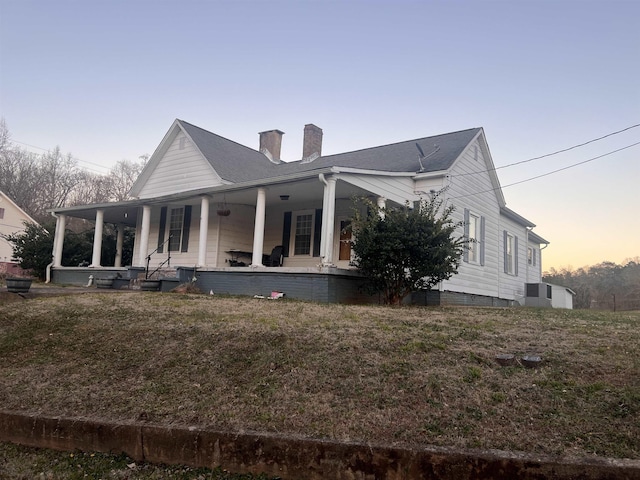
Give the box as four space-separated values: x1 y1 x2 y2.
0 190 39 276
49 120 550 305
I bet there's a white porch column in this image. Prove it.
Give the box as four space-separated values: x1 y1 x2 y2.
53 214 66 267
138 205 151 267
377 196 387 219
114 223 124 267
90 209 104 267
321 176 337 265
251 188 266 267
198 195 210 267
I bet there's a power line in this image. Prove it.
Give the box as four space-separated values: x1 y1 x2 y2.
451 123 640 178
450 141 640 200
10 139 111 174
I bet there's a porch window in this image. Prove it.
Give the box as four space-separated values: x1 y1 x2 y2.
293 212 314 256
168 207 184 252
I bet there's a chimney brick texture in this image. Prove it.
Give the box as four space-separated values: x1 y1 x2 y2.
259 130 284 161
303 124 323 159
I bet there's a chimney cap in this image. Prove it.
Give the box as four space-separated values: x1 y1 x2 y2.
259 129 285 135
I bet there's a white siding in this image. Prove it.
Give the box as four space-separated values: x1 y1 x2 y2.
440 138 501 298
498 216 527 301
137 131 224 199
215 205 256 266
0 194 35 262
338 174 415 206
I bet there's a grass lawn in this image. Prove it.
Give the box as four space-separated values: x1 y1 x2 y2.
0 291 638 466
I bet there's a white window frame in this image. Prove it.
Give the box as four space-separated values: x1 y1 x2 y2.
168 206 185 252
290 209 315 257
468 212 480 264
506 233 515 275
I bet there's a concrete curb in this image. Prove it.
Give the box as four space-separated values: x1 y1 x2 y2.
1 411 638 479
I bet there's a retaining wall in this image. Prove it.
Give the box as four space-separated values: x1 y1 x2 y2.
1 411 638 479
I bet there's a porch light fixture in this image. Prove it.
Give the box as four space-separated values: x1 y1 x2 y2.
280 195 290 201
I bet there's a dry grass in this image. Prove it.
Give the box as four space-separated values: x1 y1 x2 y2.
1 292 638 460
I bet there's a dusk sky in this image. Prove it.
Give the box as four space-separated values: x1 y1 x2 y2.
1 0 638 271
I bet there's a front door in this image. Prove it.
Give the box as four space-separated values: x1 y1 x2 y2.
339 219 352 261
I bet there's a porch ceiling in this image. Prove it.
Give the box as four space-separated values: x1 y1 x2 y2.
52 177 376 226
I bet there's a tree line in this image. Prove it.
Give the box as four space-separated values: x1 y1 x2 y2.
543 259 640 311
1 119 145 276
0 119 146 224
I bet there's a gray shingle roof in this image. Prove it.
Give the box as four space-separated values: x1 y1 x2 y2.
179 120 481 183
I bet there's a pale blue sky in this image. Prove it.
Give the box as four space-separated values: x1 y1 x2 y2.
1 0 638 270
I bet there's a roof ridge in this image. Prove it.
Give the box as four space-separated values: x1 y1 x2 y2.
303 127 482 162
177 119 263 156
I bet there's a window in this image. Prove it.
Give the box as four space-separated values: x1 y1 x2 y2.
293 212 313 255
158 205 191 253
0 207 4 219
468 213 479 263
464 209 484 265
168 207 185 251
503 230 518 276
527 246 537 266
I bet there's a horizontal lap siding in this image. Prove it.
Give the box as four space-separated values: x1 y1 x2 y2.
338 174 415 206
441 139 500 298
138 132 223 199
499 216 528 300
216 205 256 266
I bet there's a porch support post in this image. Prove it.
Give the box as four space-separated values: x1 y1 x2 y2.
377 196 387 219
90 209 104 267
198 195 210 267
114 223 124 267
53 214 66 267
251 188 266 267
138 205 151 267
321 176 337 265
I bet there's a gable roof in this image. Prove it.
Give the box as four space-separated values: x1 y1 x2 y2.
0 190 39 227
131 119 485 200
182 120 481 180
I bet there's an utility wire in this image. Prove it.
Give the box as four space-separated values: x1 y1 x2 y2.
451 123 640 178
450 141 640 200
10 139 111 174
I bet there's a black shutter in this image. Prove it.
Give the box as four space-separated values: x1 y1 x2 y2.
514 235 519 276
181 205 192 252
503 230 508 274
282 211 292 257
313 208 322 257
157 207 167 253
480 216 486 266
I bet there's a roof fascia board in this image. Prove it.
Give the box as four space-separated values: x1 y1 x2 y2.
330 166 417 177
129 119 182 197
176 120 226 184
453 129 506 208
500 206 536 228
528 230 550 245
0 191 40 225
129 119 225 198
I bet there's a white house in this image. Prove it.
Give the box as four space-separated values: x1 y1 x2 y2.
0 190 39 276
49 120 549 304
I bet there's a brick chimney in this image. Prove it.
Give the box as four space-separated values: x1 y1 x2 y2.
259 129 284 162
302 124 323 161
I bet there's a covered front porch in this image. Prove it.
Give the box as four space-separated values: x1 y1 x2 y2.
47 172 402 302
